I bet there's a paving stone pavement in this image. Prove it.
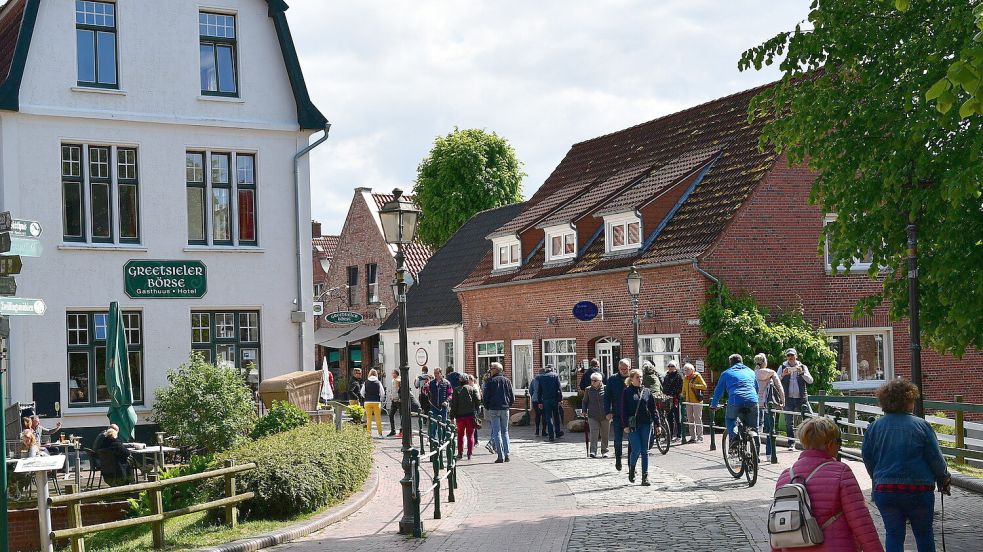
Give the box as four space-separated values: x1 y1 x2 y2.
275 422 982 551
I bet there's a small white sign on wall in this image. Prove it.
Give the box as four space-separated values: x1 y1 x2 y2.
695 360 705 373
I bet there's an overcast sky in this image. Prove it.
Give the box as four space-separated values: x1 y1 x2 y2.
285 1 810 235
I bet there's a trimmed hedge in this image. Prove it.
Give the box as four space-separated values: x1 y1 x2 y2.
251 400 310 439
213 423 372 519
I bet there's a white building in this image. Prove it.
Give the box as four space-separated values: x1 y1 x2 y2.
0 0 327 435
378 203 524 387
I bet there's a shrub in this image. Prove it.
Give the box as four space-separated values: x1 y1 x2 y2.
251 401 309 440
347 404 365 422
128 454 214 517
151 353 258 453
212 423 372 519
700 285 838 393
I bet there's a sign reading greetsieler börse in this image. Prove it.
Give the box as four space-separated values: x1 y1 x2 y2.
125 260 207 299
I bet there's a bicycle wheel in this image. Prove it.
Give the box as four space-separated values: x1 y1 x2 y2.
743 434 759 487
721 431 744 479
655 415 671 455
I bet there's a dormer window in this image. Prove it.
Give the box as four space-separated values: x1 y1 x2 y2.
492 236 521 270
545 224 576 262
604 213 641 253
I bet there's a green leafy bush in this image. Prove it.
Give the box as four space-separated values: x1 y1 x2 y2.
151 353 258 453
251 401 309 440
347 404 365 422
212 423 372 519
128 454 214 517
700 285 838 392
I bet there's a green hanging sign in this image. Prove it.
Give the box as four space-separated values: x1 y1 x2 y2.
124 260 207 299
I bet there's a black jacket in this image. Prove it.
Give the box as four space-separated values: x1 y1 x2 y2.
450 386 480 418
663 370 683 398
349 377 364 403
621 386 658 428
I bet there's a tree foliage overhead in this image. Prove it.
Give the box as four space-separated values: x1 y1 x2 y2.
700 286 838 394
414 128 524 249
738 0 983 355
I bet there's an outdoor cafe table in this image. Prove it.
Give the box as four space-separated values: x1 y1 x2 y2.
42 441 82 489
127 445 179 479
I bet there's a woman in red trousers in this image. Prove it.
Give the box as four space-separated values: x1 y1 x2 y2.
450 374 482 460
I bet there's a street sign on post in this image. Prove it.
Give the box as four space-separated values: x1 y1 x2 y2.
0 235 42 257
7 219 42 239
0 277 15 296
0 297 46 316
0 256 22 275
0 211 11 231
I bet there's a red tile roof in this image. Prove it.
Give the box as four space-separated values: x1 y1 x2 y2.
312 235 339 259
0 0 26 89
459 83 779 290
370 193 433 278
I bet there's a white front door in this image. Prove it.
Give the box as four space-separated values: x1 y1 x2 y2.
595 339 621 378
512 340 533 390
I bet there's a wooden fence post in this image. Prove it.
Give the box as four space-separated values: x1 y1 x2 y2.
955 395 965 464
334 403 343 431
65 483 85 552
817 390 826 417
147 473 165 549
224 459 238 528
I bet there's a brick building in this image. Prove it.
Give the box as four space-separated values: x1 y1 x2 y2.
455 84 983 402
315 188 431 388
311 220 339 370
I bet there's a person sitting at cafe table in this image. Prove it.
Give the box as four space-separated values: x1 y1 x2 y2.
20 428 46 458
96 427 134 485
30 414 62 443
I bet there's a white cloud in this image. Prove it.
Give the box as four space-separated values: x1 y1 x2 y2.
287 1 810 234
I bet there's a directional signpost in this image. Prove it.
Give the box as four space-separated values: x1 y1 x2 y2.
0 212 46 552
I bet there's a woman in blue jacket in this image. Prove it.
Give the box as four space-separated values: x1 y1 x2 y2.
621 369 657 486
862 379 950 552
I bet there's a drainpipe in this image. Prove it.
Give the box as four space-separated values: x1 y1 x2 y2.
692 259 722 304
293 124 331 371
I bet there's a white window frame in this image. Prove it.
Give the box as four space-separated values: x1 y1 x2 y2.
603 213 642 253
492 236 521 270
827 327 893 390
476 341 505 384
823 214 874 273
511 339 533 390
438 339 455 371
544 223 577 262
638 334 681 377
542 338 577 394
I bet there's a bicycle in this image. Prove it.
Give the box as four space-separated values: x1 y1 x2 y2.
718 407 758 487
649 398 671 455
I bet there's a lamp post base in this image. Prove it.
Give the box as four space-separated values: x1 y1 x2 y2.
398 472 417 535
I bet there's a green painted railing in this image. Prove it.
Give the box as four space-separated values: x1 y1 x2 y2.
409 413 458 538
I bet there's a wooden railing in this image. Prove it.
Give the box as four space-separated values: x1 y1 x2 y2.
44 460 255 552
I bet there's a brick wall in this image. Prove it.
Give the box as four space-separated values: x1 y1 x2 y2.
701 155 983 402
7 501 129 552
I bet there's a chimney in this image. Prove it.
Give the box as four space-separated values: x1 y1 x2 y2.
311 220 322 238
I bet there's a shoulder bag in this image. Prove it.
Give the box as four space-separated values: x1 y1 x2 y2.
628 388 646 431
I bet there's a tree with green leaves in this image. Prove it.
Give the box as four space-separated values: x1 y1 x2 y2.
738 0 983 355
414 128 525 249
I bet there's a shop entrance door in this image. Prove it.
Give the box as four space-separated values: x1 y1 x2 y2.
595 338 621 378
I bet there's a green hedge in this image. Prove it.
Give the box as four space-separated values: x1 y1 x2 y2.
251 400 310 440
213 423 372 519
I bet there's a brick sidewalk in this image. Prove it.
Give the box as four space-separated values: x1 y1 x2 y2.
276 424 981 551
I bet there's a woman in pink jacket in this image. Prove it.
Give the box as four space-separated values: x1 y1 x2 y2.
772 417 883 552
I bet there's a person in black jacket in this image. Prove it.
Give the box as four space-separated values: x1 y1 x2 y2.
604 359 632 471
450 374 481 459
662 361 684 442
621 369 657 486
579 359 601 391
537 365 563 442
482 363 515 463
96 427 133 486
348 367 364 406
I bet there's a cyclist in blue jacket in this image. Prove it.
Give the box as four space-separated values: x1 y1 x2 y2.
710 354 759 448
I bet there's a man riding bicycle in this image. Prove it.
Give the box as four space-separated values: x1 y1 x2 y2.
709 354 759 452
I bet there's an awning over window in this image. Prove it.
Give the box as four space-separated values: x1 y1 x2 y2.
315 324 379 349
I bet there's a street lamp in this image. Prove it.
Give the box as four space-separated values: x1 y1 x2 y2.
378 188 421 535
627 266 641 370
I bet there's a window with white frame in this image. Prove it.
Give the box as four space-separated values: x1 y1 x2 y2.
191 311 261 382
543 338 577 393
476 341 504 384
62 144 140 244
604 213 642 252
492 236 521 270
823 214 873 272
439 339 455 371
638 334 681 377
828 328 892 388
545 224 577 262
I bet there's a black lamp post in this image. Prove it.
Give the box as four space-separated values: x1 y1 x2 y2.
627 266 641 369
378 188 421 535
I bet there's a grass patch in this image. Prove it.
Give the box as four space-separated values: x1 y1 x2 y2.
947 459 983 480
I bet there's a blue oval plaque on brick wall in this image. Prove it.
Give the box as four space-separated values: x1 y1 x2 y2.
572 301 598 321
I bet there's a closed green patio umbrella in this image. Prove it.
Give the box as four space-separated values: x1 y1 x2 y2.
106 301 137 441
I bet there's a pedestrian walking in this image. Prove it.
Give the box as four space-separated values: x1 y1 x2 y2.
538 365 564 441
605 359 631 471
450 374 481 459
482 362 515 463
579 358 601 391
581 372 609 458
530 367 545 436
771 417 883 552
427 368 453 440
360 369 386 437
862 379 950 552
348 367 364 406
681 363 707 443
642 361 664 449
416 366 433 414
754 353 785 456
663 360 683 442
446 366 462 389
621 369 657 486
777 348 813 450
387 369 401 437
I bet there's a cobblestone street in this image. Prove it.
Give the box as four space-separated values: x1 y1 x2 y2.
277 423 980 551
